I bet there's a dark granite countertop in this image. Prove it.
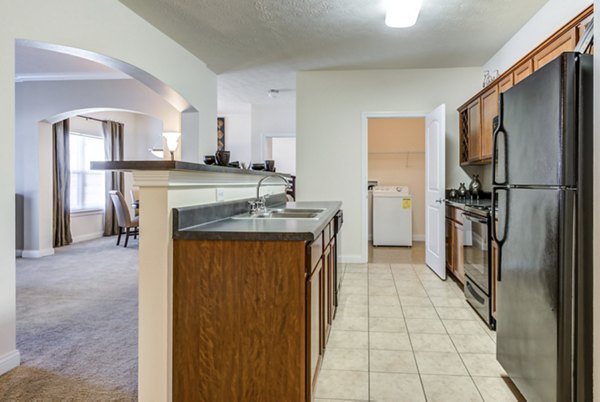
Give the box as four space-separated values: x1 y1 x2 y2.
91 160 290 177
173 196 342 242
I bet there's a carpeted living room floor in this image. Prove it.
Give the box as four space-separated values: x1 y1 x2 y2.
0 237 138 401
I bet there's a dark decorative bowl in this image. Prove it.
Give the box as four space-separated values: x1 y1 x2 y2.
204 155 216 165
251 163 265 171
215 150 230 166
228 161 240 168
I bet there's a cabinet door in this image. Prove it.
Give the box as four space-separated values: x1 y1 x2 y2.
307 259 323 395
480 85 498 161
533 27 577 70
454 222 465 284
445 218 454 272
467 99 481 162
498 74 513 94
328 238 336 322
322 245 332 344
513 60 533 85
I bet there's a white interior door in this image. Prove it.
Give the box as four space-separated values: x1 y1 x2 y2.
425 105 446 279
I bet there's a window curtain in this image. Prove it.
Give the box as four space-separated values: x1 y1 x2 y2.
103 121 125 236
53 119 73 247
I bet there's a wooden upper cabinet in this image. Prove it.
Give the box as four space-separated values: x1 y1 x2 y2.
480 85 498 161
498 74 513 94
533 27 577 70
513 59 533 85
467 100 481 162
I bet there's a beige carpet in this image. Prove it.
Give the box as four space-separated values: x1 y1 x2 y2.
0 237 138 401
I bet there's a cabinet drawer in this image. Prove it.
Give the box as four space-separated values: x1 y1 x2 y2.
445 206 464 224
309 233 323 273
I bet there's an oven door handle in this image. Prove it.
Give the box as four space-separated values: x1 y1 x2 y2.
462 213 488 224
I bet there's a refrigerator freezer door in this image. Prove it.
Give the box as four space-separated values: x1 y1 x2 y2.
495 53 579 187
496 188 575 402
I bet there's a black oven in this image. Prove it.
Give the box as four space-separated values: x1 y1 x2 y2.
462 206 495 329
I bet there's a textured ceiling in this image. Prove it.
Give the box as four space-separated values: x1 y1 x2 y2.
119 0 548 112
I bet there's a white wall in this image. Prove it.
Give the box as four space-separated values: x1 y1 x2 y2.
483 0 592 74
0 1 217 398
219 113 252 164
296 68 481 262
271 137 296 176
15 80 179 255
251 102 296 162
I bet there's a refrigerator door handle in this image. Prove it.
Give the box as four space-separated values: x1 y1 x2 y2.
491 187 508 282
492 94 507 186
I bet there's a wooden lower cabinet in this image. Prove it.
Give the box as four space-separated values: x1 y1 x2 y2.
445 206 465 284
453 221 465 284
172 215 340 402
308 258 323 394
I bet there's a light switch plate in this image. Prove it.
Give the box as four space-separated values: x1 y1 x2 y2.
216 188 225 201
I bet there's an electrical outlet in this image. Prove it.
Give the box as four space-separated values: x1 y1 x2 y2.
216 188 225 201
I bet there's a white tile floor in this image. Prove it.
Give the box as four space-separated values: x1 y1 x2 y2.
315 246 524 402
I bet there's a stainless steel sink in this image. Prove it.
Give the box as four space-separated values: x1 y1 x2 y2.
232 208 326 220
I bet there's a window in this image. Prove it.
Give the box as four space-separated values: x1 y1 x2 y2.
69 133 105 212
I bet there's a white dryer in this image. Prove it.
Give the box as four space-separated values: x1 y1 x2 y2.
372 186 412 246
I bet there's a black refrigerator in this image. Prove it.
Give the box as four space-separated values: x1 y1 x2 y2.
492 52 593 402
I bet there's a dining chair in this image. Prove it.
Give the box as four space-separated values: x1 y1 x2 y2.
130 188 140 217
109 190 139 247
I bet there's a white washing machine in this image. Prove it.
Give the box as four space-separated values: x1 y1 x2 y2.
372 185 412 246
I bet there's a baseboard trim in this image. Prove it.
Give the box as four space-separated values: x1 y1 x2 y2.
413 234 425 242
72 232 104 244
21 248 55 259
15 249 23 258
342 255 367 264
0 350 20 376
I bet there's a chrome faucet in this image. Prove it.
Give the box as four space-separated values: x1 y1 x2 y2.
249 174 291 215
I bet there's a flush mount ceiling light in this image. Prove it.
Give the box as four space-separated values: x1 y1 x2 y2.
385 0 423 28
268 89 280 98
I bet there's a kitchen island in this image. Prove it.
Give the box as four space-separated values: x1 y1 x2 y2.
172 194 342 401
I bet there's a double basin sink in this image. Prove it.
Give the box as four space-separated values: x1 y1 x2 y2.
233 208 326 220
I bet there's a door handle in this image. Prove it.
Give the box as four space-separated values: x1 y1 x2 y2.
435 199 445 204
491 187 509 282
492 94 508 186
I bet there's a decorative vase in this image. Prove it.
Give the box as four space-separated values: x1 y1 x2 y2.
457 183 467 198
469 174 482 197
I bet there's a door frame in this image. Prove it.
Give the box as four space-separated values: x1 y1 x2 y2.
360 111 427 263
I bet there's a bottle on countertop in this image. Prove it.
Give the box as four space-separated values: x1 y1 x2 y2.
457 183 467 198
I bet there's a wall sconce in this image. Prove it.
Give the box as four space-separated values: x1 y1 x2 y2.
162 132 181 161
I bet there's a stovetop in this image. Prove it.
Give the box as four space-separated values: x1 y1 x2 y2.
446 197 494 217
